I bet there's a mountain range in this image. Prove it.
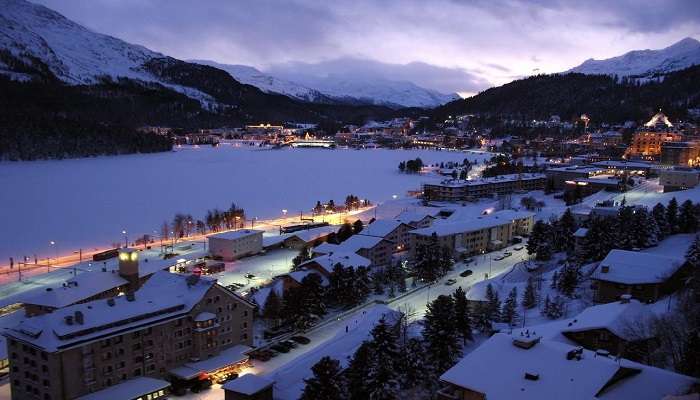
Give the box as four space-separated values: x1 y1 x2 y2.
568 37 700 80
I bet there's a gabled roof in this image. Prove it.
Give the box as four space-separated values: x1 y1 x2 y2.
360 219 407 238
300 252 371 275
394 210 437 225
561 299 654 341
76 377 170 400
440 333 696 400
223 373 273 395
592 250 684 284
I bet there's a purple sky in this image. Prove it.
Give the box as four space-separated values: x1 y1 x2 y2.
34 0 700 96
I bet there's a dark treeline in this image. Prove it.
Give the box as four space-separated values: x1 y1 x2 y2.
432 65 700 123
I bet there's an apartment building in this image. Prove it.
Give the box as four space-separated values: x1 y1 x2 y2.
409 210 534 258
658 168 700 192
423 174 546 202
208 230 263 261
3 270 255 400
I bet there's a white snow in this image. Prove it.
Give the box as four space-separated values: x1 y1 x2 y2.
440 333 696 400
189 60 458 108
592 250 684 285
568 37 700 79
76 377 170 400
221 373 273 395
0 146 488 261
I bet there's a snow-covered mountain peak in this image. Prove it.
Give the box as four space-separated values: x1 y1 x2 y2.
0 0 163 84
568 37 700 79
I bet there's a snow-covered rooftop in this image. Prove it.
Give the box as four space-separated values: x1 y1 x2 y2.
574 227 589 237
76 377 170 400
360 219 406 238
411 210 534 237
299 252 371 275
440 333 695 400
561 299 653 341
4 272 216 351
222 373 273 395
209 229 263 241
592 250 684 285
394 209 437 225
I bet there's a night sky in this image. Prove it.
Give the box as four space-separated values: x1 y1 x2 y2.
34 0 700 96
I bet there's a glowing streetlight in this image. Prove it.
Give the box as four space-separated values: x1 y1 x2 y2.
282 209 288 217
122 230 128 248
392 194 398 200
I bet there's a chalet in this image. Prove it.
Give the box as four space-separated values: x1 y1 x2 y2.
592 250 686 303
298 252 371 277
437 333 696 400
560 297 654 362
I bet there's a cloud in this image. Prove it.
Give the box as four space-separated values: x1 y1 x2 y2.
32 0 700 92
265 58 491 94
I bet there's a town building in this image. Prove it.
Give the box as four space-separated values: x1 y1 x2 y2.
313 235 394 267
359 220 414 252
262 225 339 250
660 141 700 166
423 174 546 202
437 333 696 400
395 210 436 229
544 165 605 189
3 269 255 400
409 210 534 258
624 111 683 160
563 176 625 196
208 230 263 261
560 297 654 362
658 168 700 192
591 250 686 303
298 252 371 277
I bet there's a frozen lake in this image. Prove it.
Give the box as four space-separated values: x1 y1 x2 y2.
0 145 490 260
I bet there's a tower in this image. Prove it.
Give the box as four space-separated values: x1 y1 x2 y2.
118 248 140 291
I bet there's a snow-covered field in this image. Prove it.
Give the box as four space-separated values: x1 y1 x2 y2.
0 146 489 261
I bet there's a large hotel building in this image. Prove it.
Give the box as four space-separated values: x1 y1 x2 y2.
422 173 546 202
3 249 255 400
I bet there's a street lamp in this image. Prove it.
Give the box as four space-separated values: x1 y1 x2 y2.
49 241 56 272
392 194 398 200
282 209 288 217
122 230 128 248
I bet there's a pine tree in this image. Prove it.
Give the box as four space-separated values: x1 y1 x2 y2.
545 295 565 319
485 283 501 322
550 271 558 289
557 264 580 297
541 294 551 316
365 318 401 400
679 200 698 233
652 203 670 239
557 208 578 253
453 286 473 343
522 277 537 309
401 338 429 389
345 342 372 400
300 356 345 400
615 206 636 250
501 287 519 325
667 197 680 234
423 295 461 373
528 221 553 261
262 289 282 322
641 209 660 248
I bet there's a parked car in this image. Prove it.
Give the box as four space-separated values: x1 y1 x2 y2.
280 340 297 349
271 344 290 353
290 335 311 345
460 269 473 277
494 255 505 261
445 278 457 286
463 257 474 264
503 252 513 257
513 246 524 251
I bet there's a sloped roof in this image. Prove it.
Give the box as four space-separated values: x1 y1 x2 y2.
411 210 534 237
300 252 371 275
561 299 654 341
592 250 684 284
440 333 695 400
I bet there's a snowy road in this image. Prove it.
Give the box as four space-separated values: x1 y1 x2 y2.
178 244 529 400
